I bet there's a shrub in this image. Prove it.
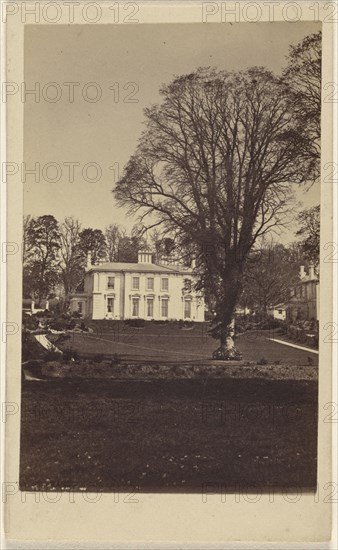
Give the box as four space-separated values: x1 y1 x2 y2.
22 315 39 331
312 334 319 348
48 316 76 331
258 318 284 330
234 319 250 334
179 320 195 329
49 321 67 331
257 357 268 365
124 319 145 328
71 311 82 319
38 309 54 318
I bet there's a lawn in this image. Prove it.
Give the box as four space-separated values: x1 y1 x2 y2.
20 323 318 492
55 322 318 366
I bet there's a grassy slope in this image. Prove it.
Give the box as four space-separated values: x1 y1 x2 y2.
20 377 317 492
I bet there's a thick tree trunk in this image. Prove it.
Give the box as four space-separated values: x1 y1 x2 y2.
211 262 245 360
219 318 235 350
207 258 244 360
213 322 242 360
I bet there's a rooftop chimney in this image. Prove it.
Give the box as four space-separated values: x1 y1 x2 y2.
309 264 315 280
138 251 153 264
86 251 92 270
299 265 305 279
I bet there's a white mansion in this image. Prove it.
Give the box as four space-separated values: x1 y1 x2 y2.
70 251 205 322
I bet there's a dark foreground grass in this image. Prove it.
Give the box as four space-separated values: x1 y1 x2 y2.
20 377 318 492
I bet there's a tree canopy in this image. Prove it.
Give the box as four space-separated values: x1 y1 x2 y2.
283 31 321 182
240 243 304 314
114 65 320 345
78 228 107 265
23 215 61 304
297 205 320 266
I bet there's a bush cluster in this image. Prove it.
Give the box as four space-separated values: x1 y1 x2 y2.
235 315 286 334
124 318 146 328
286 320 318 348
177 320 195 329
22 314 40 331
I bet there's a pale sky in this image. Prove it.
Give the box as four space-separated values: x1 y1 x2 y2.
24 22 321 243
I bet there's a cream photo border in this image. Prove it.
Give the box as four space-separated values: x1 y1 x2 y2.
2 1 337 546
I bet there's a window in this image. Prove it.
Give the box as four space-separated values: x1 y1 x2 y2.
161 278 169 291
184 300 191 319
161 298 168 318
77 302 83 314
132 298 139 317
184 279 192 292
107 276 115 289
147 298 154 317
107 297 114 314
132 277 140 290
147 277 154 291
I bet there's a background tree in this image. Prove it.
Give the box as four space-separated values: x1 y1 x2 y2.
240 243 302 315
283 31 321 183
149 229 176 263
78 228 107 265
297 205 320 267
60 217 84 298
116 224 147 262
23 215 61 304
115 67 316 353
105 224 125 261
23 215 33 266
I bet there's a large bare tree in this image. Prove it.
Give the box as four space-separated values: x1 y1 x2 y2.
114 67 319 356
283 31 321 182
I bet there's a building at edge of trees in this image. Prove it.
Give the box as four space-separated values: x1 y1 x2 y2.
70 251 205 322
287 264 319 322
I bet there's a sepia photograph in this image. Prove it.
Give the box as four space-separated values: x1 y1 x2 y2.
12 18 322 504
4 0 338 542
18 20 323 497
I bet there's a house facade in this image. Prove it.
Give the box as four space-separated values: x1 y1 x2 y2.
287 264 319 322
70 252 205 322
267 304 287 321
